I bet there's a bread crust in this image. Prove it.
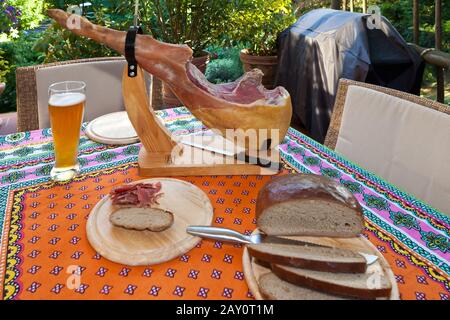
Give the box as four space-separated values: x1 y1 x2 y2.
271 264 391 299
256 174 364 236
247 244 367 273
259 272 350 300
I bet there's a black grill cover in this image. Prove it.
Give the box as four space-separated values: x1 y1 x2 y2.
276 9 424 143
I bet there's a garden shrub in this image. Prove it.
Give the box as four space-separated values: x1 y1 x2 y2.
226 0 296 56
0 32 45 113
143 0 232 57
205 46 244 84
0 49 9 83
34 24 119 63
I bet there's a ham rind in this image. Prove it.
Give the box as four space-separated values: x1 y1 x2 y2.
111 183 163 207
47 9 293 151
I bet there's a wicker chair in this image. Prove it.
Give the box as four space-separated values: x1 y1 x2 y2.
324 79 450 215
16 57 164 132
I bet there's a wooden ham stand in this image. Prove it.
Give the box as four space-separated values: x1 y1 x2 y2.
122 66 281 177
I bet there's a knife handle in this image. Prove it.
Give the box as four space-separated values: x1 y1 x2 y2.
187 226 251 244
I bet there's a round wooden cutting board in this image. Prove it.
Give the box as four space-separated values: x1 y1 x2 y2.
87 178 213 266
242 232 399 300
85 111 139 145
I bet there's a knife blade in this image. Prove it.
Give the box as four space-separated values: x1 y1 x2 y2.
180 136 238 157
179 135 282 171
186 226 378 265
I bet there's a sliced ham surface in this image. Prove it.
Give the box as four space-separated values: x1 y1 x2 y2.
110 182 163 207
186 64 286 105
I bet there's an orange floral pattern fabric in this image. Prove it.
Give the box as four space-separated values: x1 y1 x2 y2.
3 164 274 299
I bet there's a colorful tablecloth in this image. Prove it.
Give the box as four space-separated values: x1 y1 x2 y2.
0 107 449 300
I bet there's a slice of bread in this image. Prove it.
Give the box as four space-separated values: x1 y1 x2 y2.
259 272 349 300
110 207 174 232
256 174 364 237
247 242 367 273
272 264 391 299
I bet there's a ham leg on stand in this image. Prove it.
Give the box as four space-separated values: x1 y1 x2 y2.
48 9 292 152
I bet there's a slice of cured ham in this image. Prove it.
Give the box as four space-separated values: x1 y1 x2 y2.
48 9 292 151
110 182 163 207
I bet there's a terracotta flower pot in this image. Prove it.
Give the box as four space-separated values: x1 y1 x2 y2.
163 51 210 107
240 49 278 89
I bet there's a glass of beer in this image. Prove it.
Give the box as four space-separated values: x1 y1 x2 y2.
48 81 86 182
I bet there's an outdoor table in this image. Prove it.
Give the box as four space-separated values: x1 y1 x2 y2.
0 107 448 300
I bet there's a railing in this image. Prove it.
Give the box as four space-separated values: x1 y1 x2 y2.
331 0 449 103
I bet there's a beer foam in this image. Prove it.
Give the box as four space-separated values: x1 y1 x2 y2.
49 92 86 107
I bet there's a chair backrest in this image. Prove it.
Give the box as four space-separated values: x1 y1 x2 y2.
325 79 450 215
16 57 157 132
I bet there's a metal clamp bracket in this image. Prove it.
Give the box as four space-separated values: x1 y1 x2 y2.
125 25 143 78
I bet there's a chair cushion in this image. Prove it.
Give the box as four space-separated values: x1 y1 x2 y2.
335 85 450 214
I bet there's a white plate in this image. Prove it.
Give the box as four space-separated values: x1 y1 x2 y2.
85 111 139 145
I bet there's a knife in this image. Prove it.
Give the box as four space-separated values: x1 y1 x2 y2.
186 226 378 265
180 135 283 171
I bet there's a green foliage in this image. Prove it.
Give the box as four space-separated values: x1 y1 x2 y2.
11 0 46 30
43 0 65 9
0 31 45 113
87 0 135 28
226 0 297 56
143 0 232 57
35 0 135 63
41 0 233 57
0 49 9 82
205 46 244 84
35 24 119 63
36 1 233 60
1 1 21 35
0 0 46 37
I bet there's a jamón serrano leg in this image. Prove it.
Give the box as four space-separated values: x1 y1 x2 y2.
47 9 292 151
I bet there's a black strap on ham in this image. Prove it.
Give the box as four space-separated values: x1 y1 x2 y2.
125 25 143 77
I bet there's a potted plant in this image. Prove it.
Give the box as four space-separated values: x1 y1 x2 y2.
228 0 296 89
144 0 231 106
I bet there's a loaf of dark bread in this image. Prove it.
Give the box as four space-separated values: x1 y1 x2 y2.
256 174 364 237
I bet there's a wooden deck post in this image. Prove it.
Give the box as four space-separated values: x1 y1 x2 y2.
435 0 444 103
331 0 340 10
413 0 420 45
